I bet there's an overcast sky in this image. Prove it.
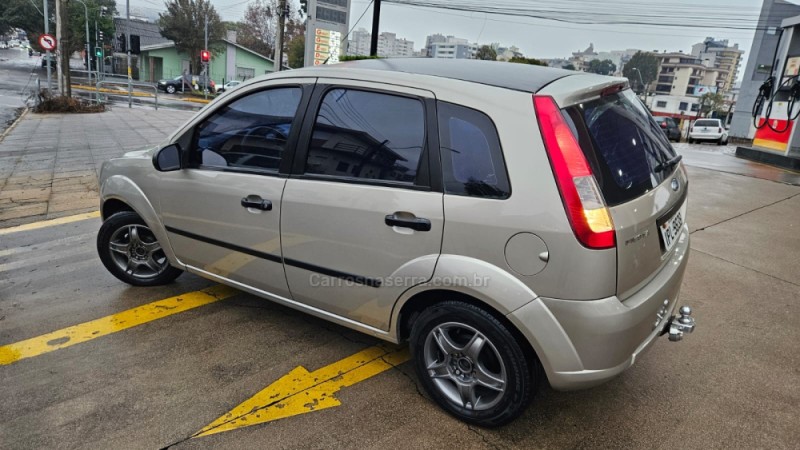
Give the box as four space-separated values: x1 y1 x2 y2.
125 0 779 77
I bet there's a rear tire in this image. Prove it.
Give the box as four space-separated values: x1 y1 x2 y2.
166 85 176 94
717 137 724 145
688 138 694 144
410 300 537 427
97 211 183 286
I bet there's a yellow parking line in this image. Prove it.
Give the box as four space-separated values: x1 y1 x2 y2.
0 211 101 235
0 285 238 365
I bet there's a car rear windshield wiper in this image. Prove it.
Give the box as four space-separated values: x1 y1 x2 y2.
655 154 683 173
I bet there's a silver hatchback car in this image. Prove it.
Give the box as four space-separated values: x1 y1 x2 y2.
97 59 695 427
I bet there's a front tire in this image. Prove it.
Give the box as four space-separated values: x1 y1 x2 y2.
97 211 182 286
410 301 537 427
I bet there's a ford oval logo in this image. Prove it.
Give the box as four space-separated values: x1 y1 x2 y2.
671 178 680 191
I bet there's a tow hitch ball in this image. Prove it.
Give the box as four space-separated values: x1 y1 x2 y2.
667 306 695 342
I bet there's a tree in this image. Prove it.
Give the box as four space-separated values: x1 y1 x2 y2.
238 0 276 57
159 0 224 74
508 56 548 66
0 0 116 53
562 63 576 70
700 91 726 117
287 33 303 68
475 45 496 61
586 58 616 75
622 51 658 93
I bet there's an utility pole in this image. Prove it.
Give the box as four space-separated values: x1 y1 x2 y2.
55 0 62 94
76 0 91 102
58 0 72 97
274 0 287 71
370 0 381 56
126 0 132 108
43 0 52 91
204 13 208 99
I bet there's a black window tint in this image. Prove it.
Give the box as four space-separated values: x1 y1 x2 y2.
195 88 301 171
438 102 510 199
305 89 425 184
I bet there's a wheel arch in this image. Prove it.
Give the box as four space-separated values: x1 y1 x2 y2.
100 175 182 268
394 289 542 378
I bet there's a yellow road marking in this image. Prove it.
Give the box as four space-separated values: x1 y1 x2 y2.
0 211 101 235
0 285 237 365
195 345 411 437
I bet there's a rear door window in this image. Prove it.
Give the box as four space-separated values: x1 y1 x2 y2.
438 102 510 199
564 89 678 206
304 88 426 185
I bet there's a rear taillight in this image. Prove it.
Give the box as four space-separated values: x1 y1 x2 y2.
533 96 615 249
660 122 667 129
718 127 722 133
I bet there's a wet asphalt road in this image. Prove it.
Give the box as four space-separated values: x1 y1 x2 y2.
1 118 799 448
0 47 41 132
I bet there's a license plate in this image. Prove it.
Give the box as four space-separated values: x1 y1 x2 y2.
660 201 686 253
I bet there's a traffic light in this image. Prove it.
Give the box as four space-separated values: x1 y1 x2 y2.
130 35 140 54
100 6 107 17
200 49 210 63
117 33 126 52
98 30 104 43
95 47 102 58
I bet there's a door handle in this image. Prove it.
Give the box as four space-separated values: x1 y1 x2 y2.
385 214 431 232
241 195 272 211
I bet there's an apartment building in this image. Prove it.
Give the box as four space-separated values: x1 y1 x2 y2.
424 34 478 59
691 37 744 93
652 52 727 96
345 28 415 57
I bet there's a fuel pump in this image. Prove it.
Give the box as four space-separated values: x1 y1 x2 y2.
751 19 800 154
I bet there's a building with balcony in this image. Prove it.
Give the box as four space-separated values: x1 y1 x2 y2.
652 52 727 97
691 37 744 93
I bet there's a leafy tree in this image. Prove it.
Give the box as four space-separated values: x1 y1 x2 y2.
159 0 225 74
287 34 303 68
0 0 116 53
623 51 658 93
508 56 548 66
562 63 576 70
586 58 616 75
237 0 304 63
700 91 726 117
238 0 276 57
475 45 496 61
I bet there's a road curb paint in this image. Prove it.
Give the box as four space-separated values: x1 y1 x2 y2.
194 345 411 437
0 211 100 235
0 285 238 365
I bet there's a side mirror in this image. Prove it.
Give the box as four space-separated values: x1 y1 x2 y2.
153 144 181 172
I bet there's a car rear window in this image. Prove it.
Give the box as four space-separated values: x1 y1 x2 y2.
694 119 719 127
563 89 678 206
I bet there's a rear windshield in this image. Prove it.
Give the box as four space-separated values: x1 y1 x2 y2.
694 119 719 127
563 89 678 206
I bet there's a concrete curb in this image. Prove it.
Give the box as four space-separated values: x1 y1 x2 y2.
0 107 29 144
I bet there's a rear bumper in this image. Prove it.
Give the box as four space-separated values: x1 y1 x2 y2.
507 224 691 390
690 133 724 140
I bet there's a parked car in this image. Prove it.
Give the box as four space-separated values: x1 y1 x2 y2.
217 80 242 93
689 118 728 145
654 116 681 142
96 59 695 427
156 75 216 94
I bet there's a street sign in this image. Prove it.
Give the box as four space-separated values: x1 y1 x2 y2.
38 34 56 51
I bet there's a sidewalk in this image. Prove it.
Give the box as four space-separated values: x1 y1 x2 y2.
0 107 194 227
